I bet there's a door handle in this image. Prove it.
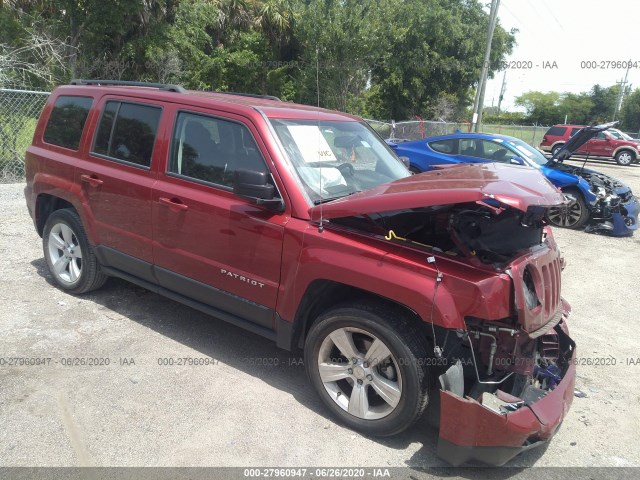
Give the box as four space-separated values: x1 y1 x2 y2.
159 197 188 211
80 174 103 187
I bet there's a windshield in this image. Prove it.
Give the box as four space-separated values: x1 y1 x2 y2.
506 137 549 166
269 119 410 203
610 129 635 141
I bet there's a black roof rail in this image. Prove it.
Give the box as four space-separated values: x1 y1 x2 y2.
212 90 281 101
70 79 186 93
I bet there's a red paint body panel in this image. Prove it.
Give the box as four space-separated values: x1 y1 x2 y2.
275 221 513 329
308 163 565 221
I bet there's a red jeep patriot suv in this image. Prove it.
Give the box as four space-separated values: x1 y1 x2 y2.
540 123 640 165
25 80 576 466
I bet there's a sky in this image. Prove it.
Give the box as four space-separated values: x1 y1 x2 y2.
483 0 640 112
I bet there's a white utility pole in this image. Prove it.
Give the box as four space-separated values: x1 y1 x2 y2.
497 70 507 115
613 63 631 121
471 0 501 132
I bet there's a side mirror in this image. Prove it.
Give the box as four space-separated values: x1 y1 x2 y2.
234 169 283 210
399 156 411 169
509 156 525 166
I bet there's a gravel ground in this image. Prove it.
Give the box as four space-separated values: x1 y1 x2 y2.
1 158 639 475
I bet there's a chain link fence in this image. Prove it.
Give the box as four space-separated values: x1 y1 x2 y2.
0 88 50 182
367 119 550 147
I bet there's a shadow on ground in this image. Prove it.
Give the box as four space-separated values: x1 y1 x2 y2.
31 257 548 474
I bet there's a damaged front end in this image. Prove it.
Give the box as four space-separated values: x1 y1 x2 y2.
435 235 576 466
309 164 576 465
552 162 639 236
331 199 577 465
548 122 639 236
437 315 575 466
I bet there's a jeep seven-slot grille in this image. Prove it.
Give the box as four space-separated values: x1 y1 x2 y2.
540 256 562 319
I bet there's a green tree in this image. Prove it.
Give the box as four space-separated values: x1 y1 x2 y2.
365 0 515 120
558 93 593 125
620 88 640 133
514 91 561 125
589 84 619 123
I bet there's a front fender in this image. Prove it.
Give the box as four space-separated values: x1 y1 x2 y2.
540 167 597 204
276 223 514 330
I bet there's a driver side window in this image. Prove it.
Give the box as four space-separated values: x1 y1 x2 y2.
477 140 510 162
168 111 269 187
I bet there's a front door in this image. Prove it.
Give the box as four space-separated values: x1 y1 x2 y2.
151 108 286 329
578 132 608 157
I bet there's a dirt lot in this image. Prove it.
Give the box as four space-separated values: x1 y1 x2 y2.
1 159 639 474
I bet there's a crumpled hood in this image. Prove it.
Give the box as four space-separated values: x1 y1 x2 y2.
309 163 566 220
548 162 630 195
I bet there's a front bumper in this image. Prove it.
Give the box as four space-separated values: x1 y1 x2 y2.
610 195 639 236
436 324 576 466
589 194 639 236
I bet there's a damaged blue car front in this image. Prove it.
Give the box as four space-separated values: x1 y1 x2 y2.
387 122 638 236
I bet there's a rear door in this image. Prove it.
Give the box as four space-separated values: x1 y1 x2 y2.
457 138 490 163
76 98 164 279
151 107 287 330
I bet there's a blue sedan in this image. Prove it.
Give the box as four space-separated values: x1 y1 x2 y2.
387 130 638 236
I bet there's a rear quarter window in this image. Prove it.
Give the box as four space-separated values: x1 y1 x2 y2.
428 139 457 154
42 96 93 150
545 126 567 137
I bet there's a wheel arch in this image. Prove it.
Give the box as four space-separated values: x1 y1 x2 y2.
289 279 430 351
613 147 637 160
35 194 75 237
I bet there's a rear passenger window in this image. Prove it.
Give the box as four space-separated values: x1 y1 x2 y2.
570 128 582 137
43 96 93 150
545 126 567 137
92 101 161 168
428 139 456 154
168 111 268 187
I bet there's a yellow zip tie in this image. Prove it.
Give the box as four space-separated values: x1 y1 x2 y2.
385 230 407 241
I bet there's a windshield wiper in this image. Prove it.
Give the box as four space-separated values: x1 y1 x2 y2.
313 190 361 205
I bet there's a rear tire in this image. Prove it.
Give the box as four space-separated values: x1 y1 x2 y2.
552 144 564 157
43 209 107 294
304 301 430 437
545 189 589 230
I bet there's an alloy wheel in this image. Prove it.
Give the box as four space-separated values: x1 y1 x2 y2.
317 327 402 420
47 222 83 285
546 195 584 228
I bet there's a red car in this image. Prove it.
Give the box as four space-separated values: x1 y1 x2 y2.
25 80 576 466
540 123 640 165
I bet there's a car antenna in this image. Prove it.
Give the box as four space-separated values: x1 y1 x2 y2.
316 45 324 234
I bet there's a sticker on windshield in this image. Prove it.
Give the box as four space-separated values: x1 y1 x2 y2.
287 125 337 163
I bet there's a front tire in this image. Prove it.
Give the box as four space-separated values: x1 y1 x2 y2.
43 209 107 294
304 301 430 437
615 150 635 166
545 189 589 230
